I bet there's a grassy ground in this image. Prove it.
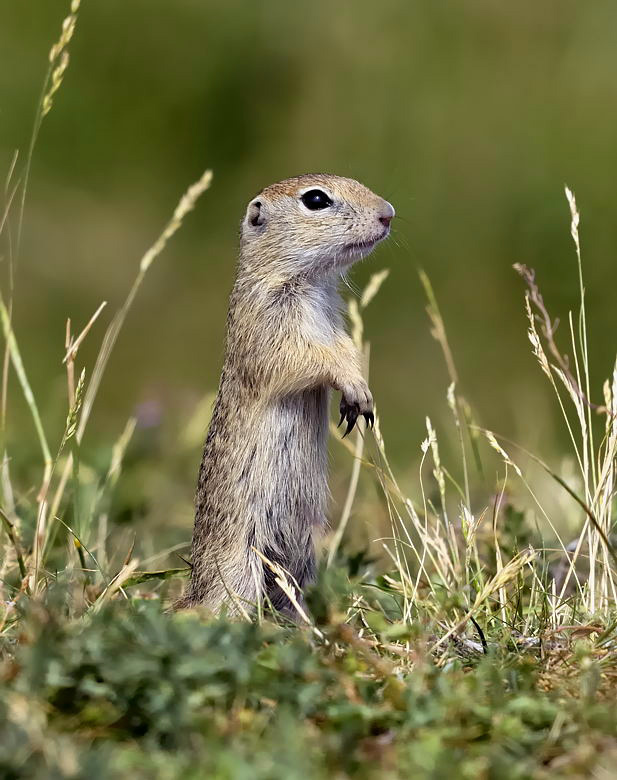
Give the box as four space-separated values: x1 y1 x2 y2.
1 577 617 779
2 5 617 778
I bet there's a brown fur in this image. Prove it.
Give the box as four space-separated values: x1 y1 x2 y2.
179 173 394 616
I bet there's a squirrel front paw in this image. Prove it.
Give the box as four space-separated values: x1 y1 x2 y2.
338 382 374 437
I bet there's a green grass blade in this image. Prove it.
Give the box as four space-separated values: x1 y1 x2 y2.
0 293 51 468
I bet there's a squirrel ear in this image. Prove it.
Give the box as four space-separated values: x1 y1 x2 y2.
247 201 265 227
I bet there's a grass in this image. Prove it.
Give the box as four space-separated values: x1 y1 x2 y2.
1 3 617 778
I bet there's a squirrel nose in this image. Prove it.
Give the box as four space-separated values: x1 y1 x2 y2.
378 200 395 228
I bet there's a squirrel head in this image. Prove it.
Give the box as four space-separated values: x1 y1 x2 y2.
239 174 394 279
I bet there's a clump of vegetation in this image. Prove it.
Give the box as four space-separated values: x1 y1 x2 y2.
1 3 617 778
1 584 616 779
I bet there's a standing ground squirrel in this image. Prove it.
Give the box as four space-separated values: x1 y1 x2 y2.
180 173 394 616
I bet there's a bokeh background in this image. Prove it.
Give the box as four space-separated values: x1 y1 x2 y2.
2 1 617 555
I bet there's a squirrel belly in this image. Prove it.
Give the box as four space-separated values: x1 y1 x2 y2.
185 384 329 614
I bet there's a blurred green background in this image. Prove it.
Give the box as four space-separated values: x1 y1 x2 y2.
2 1 617 551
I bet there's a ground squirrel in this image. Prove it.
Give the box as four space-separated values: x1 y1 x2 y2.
180 173 394 616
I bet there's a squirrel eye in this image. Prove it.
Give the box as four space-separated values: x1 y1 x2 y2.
301 189 333 211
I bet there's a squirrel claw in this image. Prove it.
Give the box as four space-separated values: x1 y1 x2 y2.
340 401 359 438
340 391 374 437
342 415 357 438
